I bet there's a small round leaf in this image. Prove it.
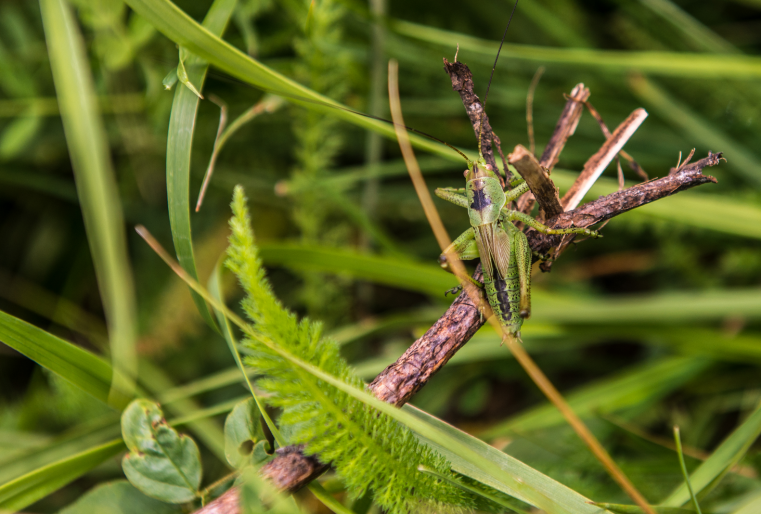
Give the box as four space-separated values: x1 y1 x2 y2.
121 399 202 504
224 398 267 468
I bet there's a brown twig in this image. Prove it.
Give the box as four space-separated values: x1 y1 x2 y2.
442 58 508 183
516 83 590 215
585 100 648 182
528 152 721 255
561 108 648 210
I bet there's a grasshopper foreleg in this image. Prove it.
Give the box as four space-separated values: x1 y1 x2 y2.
439 227 485 295
435 187 469 209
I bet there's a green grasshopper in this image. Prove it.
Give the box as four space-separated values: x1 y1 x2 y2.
434 154 599 337
420 1 602 338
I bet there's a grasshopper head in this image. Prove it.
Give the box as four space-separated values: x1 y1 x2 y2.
466 156 501 182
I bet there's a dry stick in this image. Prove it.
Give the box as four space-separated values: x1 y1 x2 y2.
585 100 648 182
543 107 649 269
561 108 649 210
516 83 590 215
194 150 722 514
442 58 509 184
527 152 721 254
508 144 562 218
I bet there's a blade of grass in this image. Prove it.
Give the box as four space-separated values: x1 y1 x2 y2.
406 406 607 514
732 491 761 514
121 0 459 161
166 0 237 332
0 416 120 485
258 243 457 295
40 0 138 406
257 243 761 324
418 465 532 514
0 439 125 512
390 19 761 78
208 258 282 446
661 401 761 507
629 75 761 186
0 309 128 408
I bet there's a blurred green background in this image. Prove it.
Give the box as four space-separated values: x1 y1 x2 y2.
1 0 761 511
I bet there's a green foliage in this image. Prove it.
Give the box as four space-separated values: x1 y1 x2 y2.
2 0 761 512
226 186 470 514
121 400 202 504
58 480 181 514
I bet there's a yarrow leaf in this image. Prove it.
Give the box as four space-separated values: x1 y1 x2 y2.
226 186 472 514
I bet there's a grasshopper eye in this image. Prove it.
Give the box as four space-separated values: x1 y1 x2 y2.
463 169 469 178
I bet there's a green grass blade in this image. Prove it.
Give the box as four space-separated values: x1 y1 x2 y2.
121 0 457 160
259 244 761 323
0 309 128 408
535 288 761 324
0 417 120 485
40 0 138 404
166 0 236 332
732 491 761 514
482 356 711 439
638 0 736 53
158 367 251 405
661 402 761 506
630 76 761 186
259 243 457 295
0 439 125 512
390 19 761 78
403 405 605 514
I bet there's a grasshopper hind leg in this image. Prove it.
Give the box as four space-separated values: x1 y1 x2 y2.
513 230 533 319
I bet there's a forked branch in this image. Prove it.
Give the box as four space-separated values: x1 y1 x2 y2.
196 66 721 514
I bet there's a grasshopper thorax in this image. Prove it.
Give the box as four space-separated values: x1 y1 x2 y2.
466 161 506 227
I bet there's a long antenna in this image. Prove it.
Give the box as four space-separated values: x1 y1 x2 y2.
483 0 520 110
477 0 520 164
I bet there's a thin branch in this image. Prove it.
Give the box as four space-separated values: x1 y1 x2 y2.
539 83 590 170
561 108 648 210
528 152 721 256
584 100 647 181
442 58 507 183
